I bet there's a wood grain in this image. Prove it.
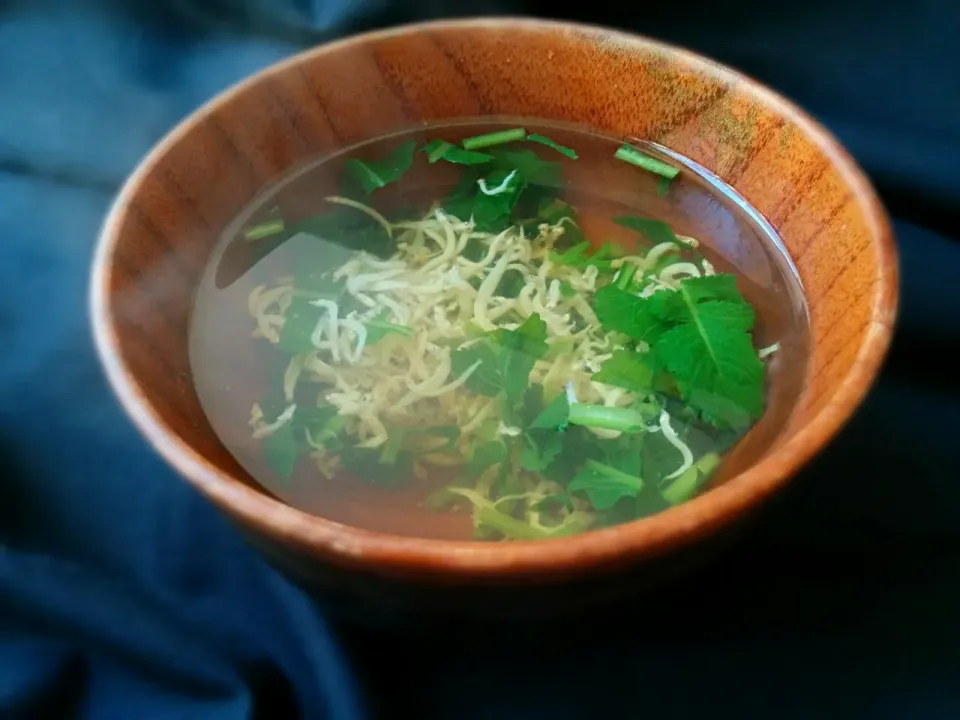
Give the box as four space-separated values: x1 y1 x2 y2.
90 19 897 600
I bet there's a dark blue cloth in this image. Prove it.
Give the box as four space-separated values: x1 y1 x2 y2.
1 1 958 717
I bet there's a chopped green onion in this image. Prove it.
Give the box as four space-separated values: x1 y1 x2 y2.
614 143 680 179
661 452 720 504
463 128 527 151
243 218 285 240
422 139 495 165
568 403 647 432
657 176 673 197
614 263 637 290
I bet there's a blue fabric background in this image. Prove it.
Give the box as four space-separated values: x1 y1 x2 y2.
1 0 958 717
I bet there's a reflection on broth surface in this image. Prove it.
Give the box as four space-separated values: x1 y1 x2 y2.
189 120 808 541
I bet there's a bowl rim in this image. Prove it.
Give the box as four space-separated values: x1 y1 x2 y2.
90 16 898 580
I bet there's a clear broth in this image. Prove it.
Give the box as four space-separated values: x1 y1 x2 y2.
189 120 809 541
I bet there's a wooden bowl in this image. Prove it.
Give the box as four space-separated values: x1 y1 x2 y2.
90 18 897 618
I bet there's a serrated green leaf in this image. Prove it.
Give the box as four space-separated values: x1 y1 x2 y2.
654 301 764 418
649 274 746 321
592 349 655 393
592 285 662 342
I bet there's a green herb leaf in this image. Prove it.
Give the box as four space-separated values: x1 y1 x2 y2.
278 298 320 354
440 147 561 232
495 313 549 401
549 241 617 272
365 312 414 344
549 241 589 267
340 444 412 485
655 304 764 418
471 166 526 231
686 389 753 429
489 148 562 187
345 139 416 194
518 384 545 428
537 197 577 224
594 274 764 423
300 407 344 452
535 197 585 248
650 278 761 408
592 285 662 342
256 364 290 420
464 440 508 478
422 139 495 165
293 206 393 260
296 405 340 430
538 426 607 486
568 459 644 510
592 349 655 393
379 427 409 465
262 423 299 481
526 133 578 159
519 430 564 471
493 268 525 299
650 274 745 320
528 391 570 431
451 343 501 397
451 316 549 423
641 414 697 485
613 215 680 247
600 435 645 478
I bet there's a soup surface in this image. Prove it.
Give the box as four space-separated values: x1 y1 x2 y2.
189 120 808 541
